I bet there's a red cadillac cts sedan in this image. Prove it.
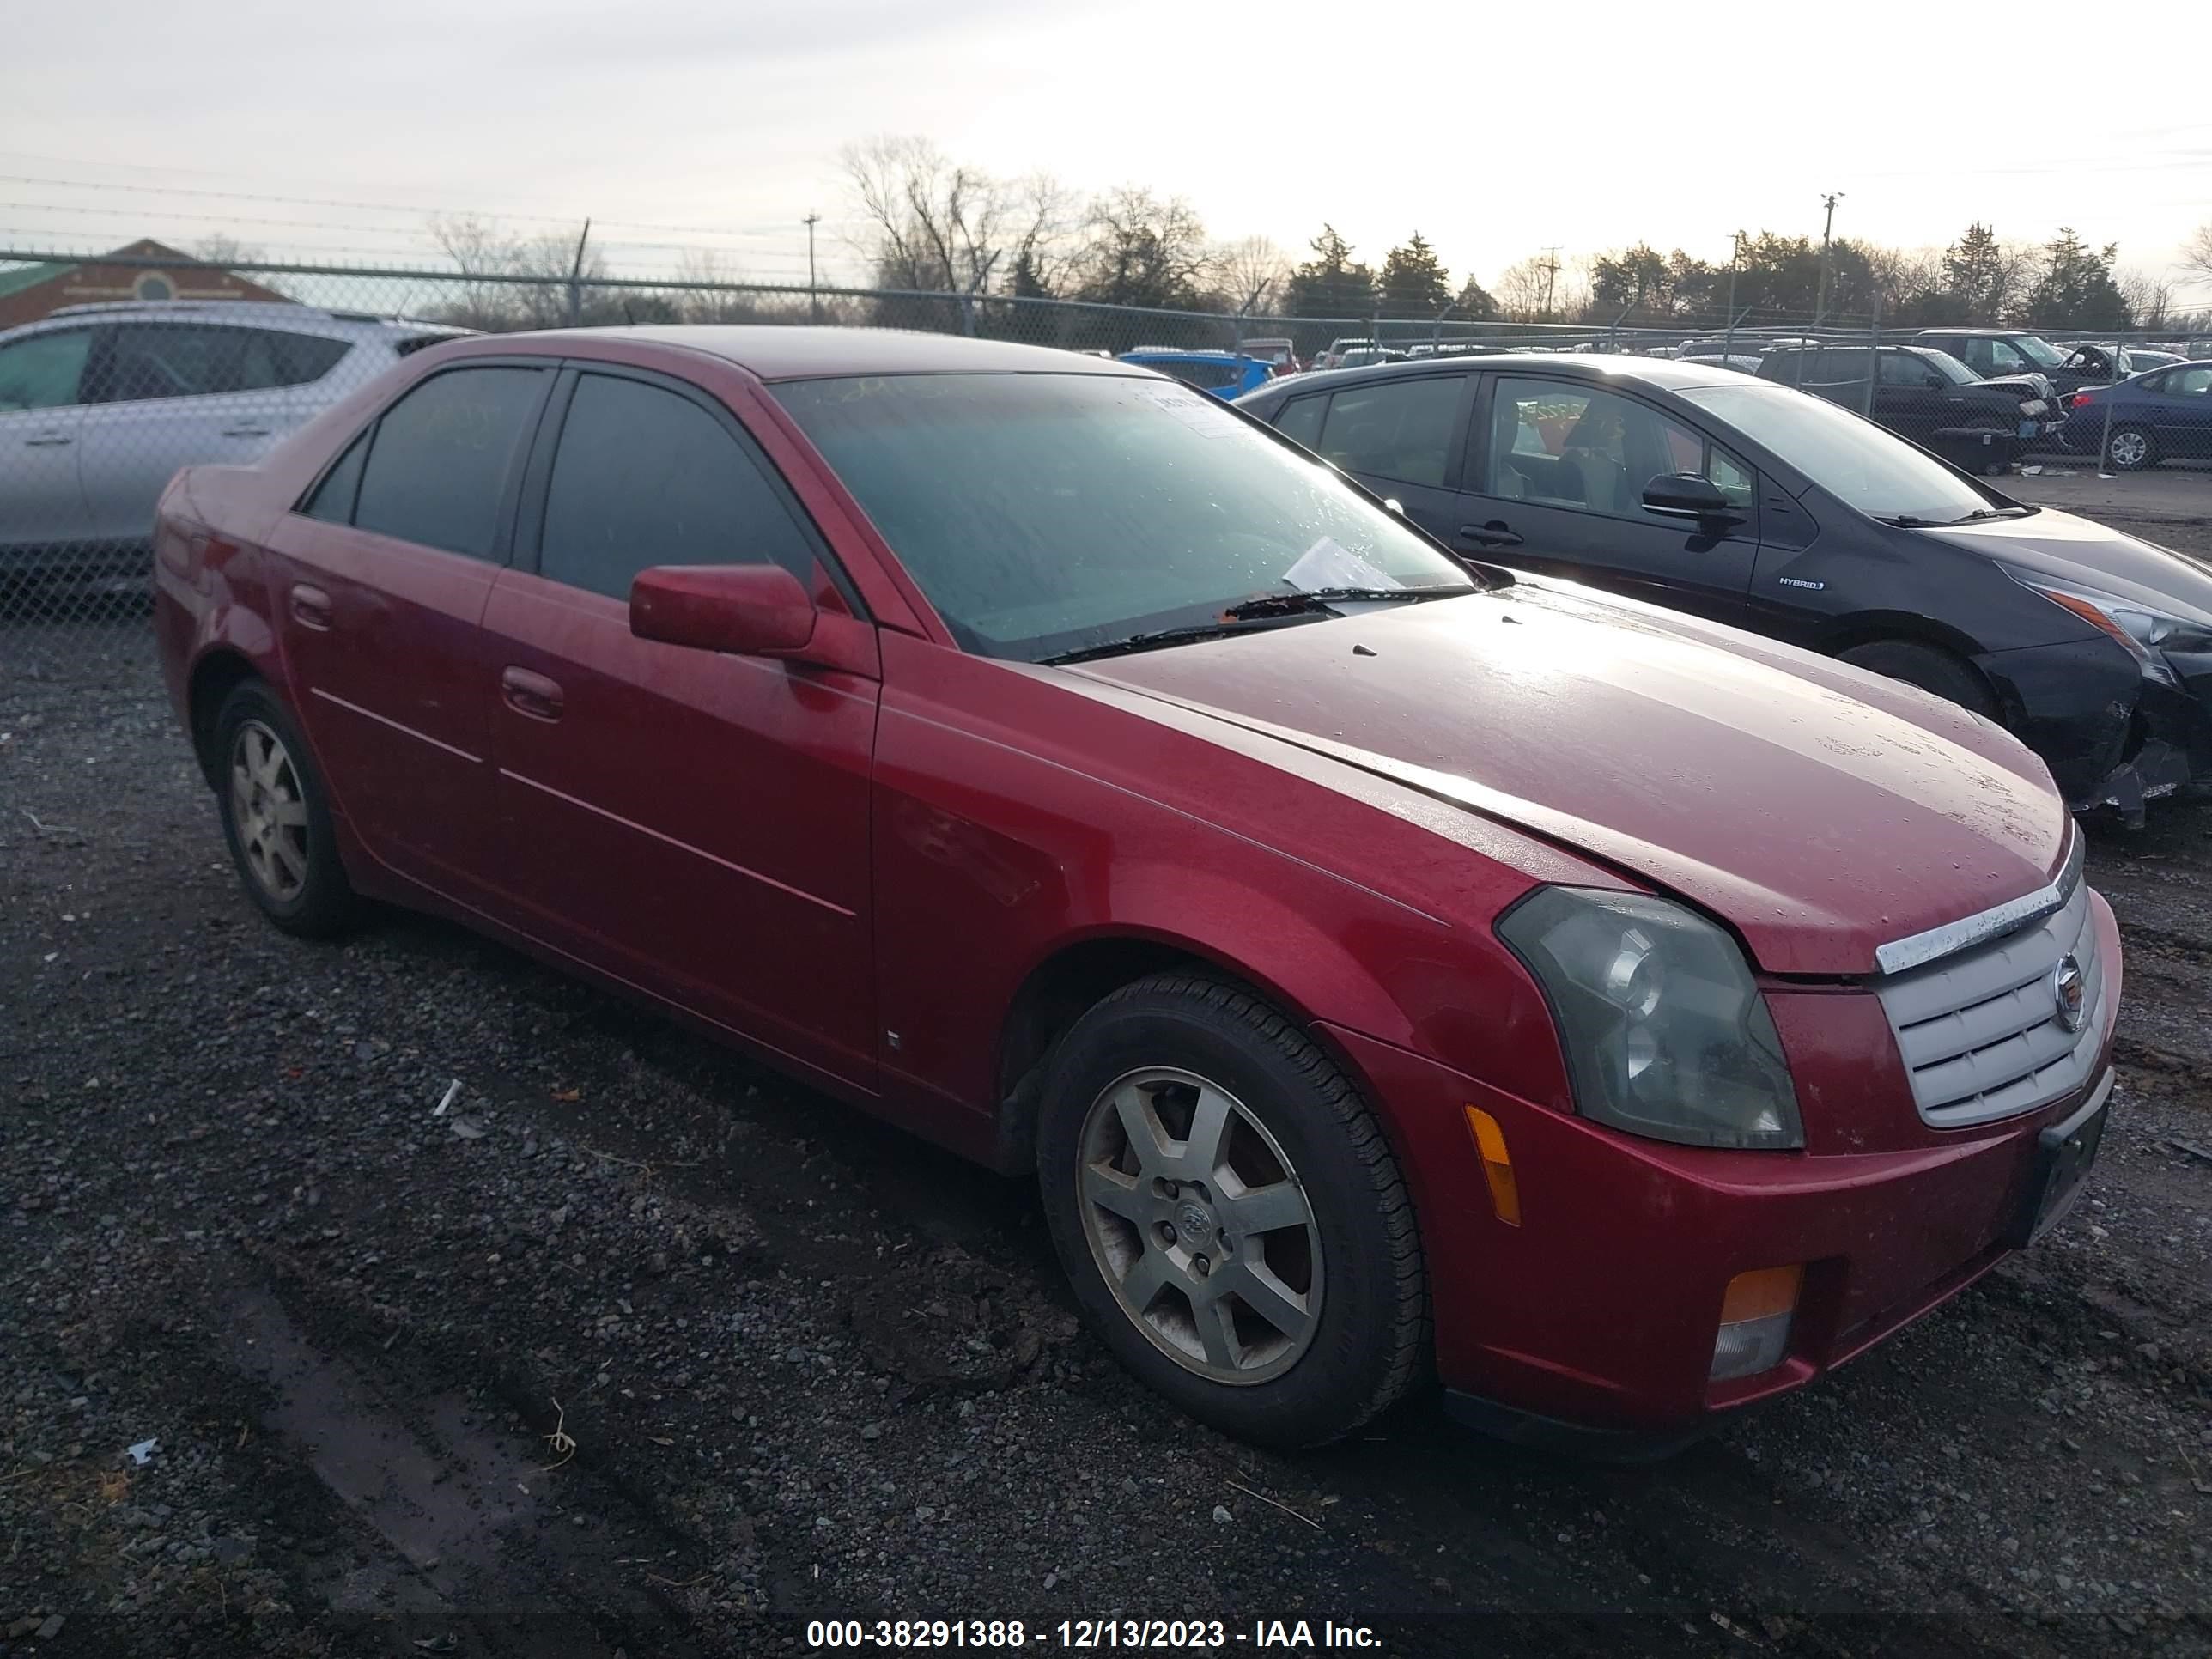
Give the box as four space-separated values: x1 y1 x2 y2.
152 328 2120 1451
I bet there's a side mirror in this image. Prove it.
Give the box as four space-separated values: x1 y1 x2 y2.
1642 472 1743 524
629 563 818 657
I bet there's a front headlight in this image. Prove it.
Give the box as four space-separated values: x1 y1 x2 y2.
1498 888 1803 1150
2012 572 2212 686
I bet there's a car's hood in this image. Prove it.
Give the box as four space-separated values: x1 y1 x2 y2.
1074 585 2068 976
1924 507 2212 626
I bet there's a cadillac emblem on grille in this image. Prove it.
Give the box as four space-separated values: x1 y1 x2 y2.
2051 955 2087 1034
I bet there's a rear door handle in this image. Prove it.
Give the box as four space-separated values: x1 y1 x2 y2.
1457 522 1524 549
501 665 564 722
23 432 72 447
289 584 333 630
222 425 272 439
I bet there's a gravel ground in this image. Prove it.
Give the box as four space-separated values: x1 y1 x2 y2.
4 524 2210 1657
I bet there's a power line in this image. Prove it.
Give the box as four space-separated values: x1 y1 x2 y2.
0 173 851 242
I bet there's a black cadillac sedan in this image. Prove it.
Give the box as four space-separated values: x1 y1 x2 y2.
1236 355 2212 818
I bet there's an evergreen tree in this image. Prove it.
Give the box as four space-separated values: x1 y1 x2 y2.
1453 275 1498 321
2022 228 2132 331
1285 225 1377 319
1941 222 2014 323
1379 232 1452 316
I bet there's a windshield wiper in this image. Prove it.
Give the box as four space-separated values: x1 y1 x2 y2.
1221 583 1478 619
1945 506 2033 523
1874 514 1936 527
1041 615 1323 665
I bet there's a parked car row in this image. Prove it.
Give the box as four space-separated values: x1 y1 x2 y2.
152 325 2134 1459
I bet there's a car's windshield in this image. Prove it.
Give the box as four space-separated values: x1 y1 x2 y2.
774 373 1476 662
2011 334 2067 368
1677 382 1996 524
1918 349 1978 384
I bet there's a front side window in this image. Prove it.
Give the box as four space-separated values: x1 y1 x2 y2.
538 374 820 601
1486 378 1749 520
773 373 1474 663
1982 338 2031 374
1313 374 1465 486
2010 334 2067 368
0 328 93 411
351 366 546 560
2170 367 2212 398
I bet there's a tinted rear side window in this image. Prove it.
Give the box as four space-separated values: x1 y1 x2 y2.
1314 375 1464 487
353 367 545 559
302 433 368 523
538 373 822 601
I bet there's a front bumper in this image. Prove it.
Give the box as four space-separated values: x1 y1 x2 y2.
1977 635 2212 819
1323 924 2120 1436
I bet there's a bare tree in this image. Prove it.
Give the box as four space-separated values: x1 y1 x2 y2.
190 234 265 270
2182 222 2212 291
427 215 605 330
1492 252 1584 322
842 135 1010 295
1005 172 1079 297
1212 234 1291 314
2118 269 2175 331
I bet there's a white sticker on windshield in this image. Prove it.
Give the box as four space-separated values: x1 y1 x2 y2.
1142 386 1235 437
1282 536 1402 593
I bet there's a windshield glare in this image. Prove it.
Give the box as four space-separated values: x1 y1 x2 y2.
1678 383 1995 524
774 373 1474 661
2013 335 2066 368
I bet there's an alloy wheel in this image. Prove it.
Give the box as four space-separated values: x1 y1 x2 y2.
1075 1066 1323 1385
2108 428 2149 470
228 719 311 902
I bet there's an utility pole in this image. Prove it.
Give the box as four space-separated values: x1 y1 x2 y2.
1540 246 1562 322
1811 191 1843 337
1723 230 1745 358
565 218 592 328
803 211 822 324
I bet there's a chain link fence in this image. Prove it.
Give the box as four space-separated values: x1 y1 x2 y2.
4 248 2208 640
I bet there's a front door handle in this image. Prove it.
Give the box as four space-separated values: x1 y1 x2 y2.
222 424 272 439
501 665 564 722
23 432 72 447
289 584 333 631
1457 521 1524 549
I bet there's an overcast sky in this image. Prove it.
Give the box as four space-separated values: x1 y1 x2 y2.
6 0 2208 297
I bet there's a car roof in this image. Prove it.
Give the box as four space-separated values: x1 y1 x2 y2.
1913 327 2033 337
1121 349 1248 362
31 299 465 337
1257 351 1752 397
544 325 1139 382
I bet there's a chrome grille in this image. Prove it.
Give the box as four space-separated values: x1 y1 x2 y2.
1875 858 2107 1128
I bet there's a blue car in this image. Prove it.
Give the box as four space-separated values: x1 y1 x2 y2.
2064 362 2212 471
1117 349 1273 400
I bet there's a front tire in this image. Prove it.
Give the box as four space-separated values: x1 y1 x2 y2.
1839 640 1998 720
212 680 356 937
2104 424 2157 472
1035 972 1425 1449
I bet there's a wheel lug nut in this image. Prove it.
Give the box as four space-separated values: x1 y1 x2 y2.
1153 1221 1176 1248
1193 1255 1211 1277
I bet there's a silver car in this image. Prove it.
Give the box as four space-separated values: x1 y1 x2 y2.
0 299 465 580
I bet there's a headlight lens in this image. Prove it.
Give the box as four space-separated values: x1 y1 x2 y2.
2012 573 2212 685
1499 888 1803 1150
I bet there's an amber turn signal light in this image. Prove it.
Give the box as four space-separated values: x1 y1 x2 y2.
1462 1106 1521 1227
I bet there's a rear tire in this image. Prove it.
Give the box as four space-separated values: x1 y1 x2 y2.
1035 972 1426 1449
212 680 356 938
2104 424 2157 472
1838 640 1997 720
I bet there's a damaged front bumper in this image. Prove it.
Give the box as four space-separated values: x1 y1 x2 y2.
1977 637 2212 824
